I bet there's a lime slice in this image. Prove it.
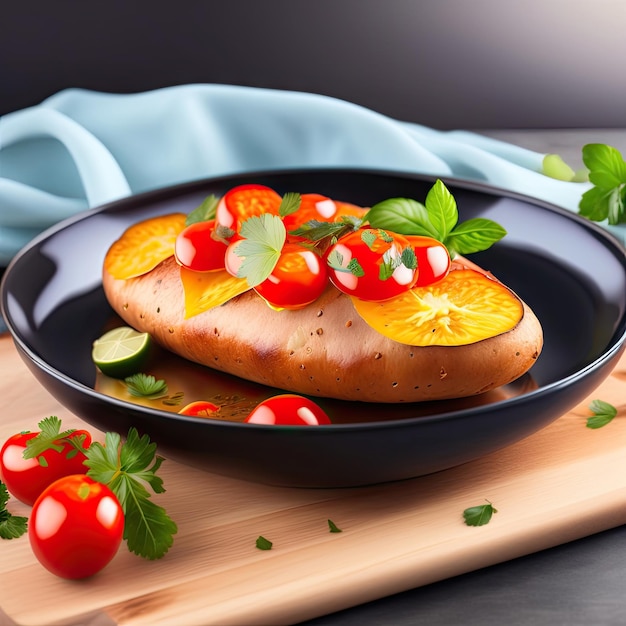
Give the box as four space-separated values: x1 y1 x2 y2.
92 326 152 379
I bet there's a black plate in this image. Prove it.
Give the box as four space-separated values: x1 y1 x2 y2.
2 169 626 488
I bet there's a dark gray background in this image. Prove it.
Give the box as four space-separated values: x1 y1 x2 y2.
2 0 626 128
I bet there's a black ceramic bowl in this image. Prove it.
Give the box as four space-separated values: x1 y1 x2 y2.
3 169 626 488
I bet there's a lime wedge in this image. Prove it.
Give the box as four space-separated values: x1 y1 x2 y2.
92 326 152 379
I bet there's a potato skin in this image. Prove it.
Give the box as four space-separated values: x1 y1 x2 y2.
101 257 543 403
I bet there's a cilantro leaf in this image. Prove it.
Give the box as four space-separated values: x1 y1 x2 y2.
85 428 177 559
22 416 86 462
586 399 618 429
186 194 220 226
125 373 168 399
0 482 28 540
328 519 342 533
278 192 302 217
289 216 363 245
256 535 273 550
463 501 497 527
578 144 626 225
367 180 506 257
235 214 286 287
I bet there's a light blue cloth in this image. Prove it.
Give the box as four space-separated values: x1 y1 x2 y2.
0 84 600 266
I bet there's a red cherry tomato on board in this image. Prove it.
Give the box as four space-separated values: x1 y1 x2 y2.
405 235 451 287
216 184 282 235
254 243 328 310
326 227 418 301
245 394 332 426
29 475 124 579
0 430 92 506
174 219 228 272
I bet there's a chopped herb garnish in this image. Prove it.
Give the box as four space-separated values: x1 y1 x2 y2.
463 501 497 527
185 194 220 226
578 144 626 225
125 373 169 399
0 481 28 540
328 519 342 533
278 192 302 217
366 179 507 258
586 399 618 429
22 416 86 464
85 428 177 559
256 535 273 550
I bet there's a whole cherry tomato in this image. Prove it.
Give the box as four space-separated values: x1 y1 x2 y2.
405 235 451 286
254 243 328 310
174 219 228 272
29 475 124 579
245 394 332 426
326 227 418 301
0 429 92 506
216 184 282 235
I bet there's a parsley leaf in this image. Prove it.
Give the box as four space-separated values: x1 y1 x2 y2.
367 179 506 257
0 481 28 540
22 416 86 463
256 535 273 550
85 428 177 559
463 501 497 527
125 373 169 399
185 194 220 226
278 192 302 217
578 144 626 225
288 215 363 246
586 399 618 429
235 214 286 287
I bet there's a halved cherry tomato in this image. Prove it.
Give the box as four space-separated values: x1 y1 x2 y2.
326 227 417 301
245 394 331 426
178 401 220 417
405 235 451 286
0 430 92 506
282 193 367 235
254 243 328 310
29 475 124 579
216 184 282 235
174 219 228 272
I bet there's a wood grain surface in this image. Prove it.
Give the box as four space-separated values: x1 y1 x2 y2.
0 333 624 626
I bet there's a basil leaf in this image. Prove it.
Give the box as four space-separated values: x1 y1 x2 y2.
424 178 458 239
367 198 438 238
582 144 626 189
445 218 507 255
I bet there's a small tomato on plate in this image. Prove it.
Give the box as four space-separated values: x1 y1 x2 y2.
245 394 332 426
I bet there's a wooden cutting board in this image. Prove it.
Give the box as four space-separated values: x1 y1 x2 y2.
0 333 625 626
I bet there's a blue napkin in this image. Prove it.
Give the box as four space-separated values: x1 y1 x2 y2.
0 84 598 266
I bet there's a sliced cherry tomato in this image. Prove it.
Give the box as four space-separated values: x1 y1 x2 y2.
405 235 451 286
254 243 328 310
178 401 220 417
245 394 331 426
29 475 124 579
282 193 367 234
0 430 92 506
326 227 417 301
216 184 282 235
174 219 228 272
